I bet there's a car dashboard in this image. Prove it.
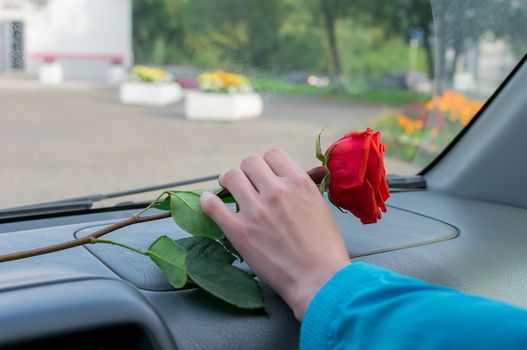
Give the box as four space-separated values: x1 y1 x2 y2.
1 189 527 349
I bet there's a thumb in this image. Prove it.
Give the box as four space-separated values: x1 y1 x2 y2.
200 191 237 233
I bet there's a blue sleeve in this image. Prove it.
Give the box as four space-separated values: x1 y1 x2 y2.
300 262 527 350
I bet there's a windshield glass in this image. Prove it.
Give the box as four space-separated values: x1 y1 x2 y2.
0 0 525 209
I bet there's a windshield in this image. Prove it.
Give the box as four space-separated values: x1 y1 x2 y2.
0 0 525 210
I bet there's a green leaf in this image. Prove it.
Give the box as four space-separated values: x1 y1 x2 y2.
176 236 235 264
153 196 171 211
169 191 225 239
220 238 244 262
324 144 337 166
316 130 325 163
177 236 264 310
188 260 264 309
213 187 236 204
147 236 187 288
319 173 331 194
187 188 236 204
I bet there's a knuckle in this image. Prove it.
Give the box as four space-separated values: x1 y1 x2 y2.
251 203 266 220
291 173 312 188
240 154 261 171
263 147 284 160
267 182 287 200
227 221 250 245
219 168 242 187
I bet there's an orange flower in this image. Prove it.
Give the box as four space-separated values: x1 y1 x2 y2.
397 115 424 135
425 90 482 127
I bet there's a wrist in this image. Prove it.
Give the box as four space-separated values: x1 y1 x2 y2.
289 259 351 321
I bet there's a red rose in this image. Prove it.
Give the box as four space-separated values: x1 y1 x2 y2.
325 128 390 224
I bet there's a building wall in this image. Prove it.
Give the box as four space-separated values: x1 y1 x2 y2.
0 0 132 80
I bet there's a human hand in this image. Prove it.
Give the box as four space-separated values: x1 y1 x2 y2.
200 148 350 320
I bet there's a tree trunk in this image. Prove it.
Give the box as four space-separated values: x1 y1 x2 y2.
321 0 346 90
422 27 435 80
434 14 447 94
447 29 464 87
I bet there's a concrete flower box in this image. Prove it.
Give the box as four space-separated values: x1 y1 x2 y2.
119 82 182 106
106 65 126 86
39 62 64 85
184 91 263 121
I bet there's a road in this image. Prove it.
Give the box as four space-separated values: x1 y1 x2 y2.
0 83 419 209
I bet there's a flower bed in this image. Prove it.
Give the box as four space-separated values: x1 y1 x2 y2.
119 66 182 107
373 90 483 164
184 70 263 121
185 91 263 121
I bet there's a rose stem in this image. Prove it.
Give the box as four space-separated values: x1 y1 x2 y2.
0 166 328 263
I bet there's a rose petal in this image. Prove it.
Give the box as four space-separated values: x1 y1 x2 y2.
325 129 389 224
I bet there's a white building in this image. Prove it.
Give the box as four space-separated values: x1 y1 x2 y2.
0 0 132 81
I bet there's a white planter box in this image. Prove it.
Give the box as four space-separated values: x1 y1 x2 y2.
106 65 126 86
119 82 182 106
185 91 263 121
39 62 64 85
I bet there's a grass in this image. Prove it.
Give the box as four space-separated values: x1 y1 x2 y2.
249 75 430 105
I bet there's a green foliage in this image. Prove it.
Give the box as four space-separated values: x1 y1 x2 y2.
132 0 430 78
315 131 325 164
220 238 243 262
315 131 334 194
132 0 186 64
177 236 264 309
187 259 264 309
251 74 429 104
139 189 264 310
345 89 429 105
374 115 422 162
337 21 428 77
145 234 263 309
132 0 526 88
168 191 225 240
372 90 482 164
150 188 263 309
153 195 171 211
214 187 236 204
318 173 331 194
147 235 187 288
250 76 331 96
177 236 235 264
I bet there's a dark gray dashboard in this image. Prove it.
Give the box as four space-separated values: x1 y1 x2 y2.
1 190 526 349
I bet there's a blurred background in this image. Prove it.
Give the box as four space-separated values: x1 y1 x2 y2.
0 0 526 208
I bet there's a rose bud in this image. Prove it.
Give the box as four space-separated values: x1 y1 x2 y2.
318 128 390 224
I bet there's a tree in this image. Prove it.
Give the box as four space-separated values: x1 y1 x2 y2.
431 0 527 91
317 0 354 90
132 0 186 64
347 0 434 78
321 0 341 77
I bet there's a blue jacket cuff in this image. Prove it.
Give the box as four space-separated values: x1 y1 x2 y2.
299 262 382 350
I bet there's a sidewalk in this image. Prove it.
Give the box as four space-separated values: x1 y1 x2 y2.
0 86 419 208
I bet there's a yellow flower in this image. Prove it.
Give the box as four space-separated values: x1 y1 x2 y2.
197 70 251 93
429 127 439 139
132 65 168 83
